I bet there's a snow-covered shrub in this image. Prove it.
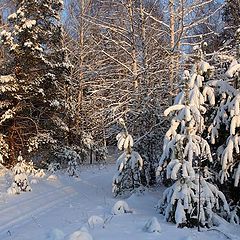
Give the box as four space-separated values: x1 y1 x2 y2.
48 162 60 173
55 146 82 165
68 227 93 240
7 182 20 195
53 146 81 176
143 217 161 233
157 49 229 227
21 159 37 176
111 200 132 215
112 151 144 196
112 118 144 197
30 178 39 184
67 159 80 177
230 204 240 224
35 169 46 178
87 215 104 228
8 154 32 194
95 146 108 163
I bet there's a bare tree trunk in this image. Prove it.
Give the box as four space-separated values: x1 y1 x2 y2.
169 0 175 104
139 0 147 96
128 0 138 91
235 30 240 89
76 0 85 129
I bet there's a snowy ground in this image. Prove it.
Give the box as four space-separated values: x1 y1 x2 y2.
0 164 239 240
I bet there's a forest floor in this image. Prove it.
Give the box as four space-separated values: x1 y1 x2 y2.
0 164 239 240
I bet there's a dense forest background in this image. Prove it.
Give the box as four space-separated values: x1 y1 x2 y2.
1 0 235 166
0 0 239 228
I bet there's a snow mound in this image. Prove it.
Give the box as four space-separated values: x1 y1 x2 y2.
68 228 93 240
35 169 46 178
47 174 58 181
7 183 19 195
30 178 39 184
88 215 104 228
0 163 8 176
143 217 161 233
111 200 132 215
183 236 193 240
47 228 64 240
212 213 229 226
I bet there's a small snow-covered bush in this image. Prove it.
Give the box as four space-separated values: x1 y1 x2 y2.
35 169 46 178
48 162 60 173
68 227 93 240
21 159 37 176
55 147 82 166
95 146 107 162
7 182 20 194
112 118 144 197
30 179 39 184
112 151 144 197
111 200 132 215
67 159 80 177
8 154 32 194
143 217 161 233
88 215 104 228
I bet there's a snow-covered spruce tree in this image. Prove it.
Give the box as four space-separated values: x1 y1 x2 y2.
208 29 240 188
112 118 144 197
157 48 229 228
8 153 31 194
205 29 240 223
0 0 71 165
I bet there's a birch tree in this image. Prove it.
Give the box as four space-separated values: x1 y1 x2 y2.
63 0 170 165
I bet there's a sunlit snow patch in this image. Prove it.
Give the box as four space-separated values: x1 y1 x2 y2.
47 174 58 181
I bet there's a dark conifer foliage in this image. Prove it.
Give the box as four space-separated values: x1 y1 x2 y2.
0 0 71 165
